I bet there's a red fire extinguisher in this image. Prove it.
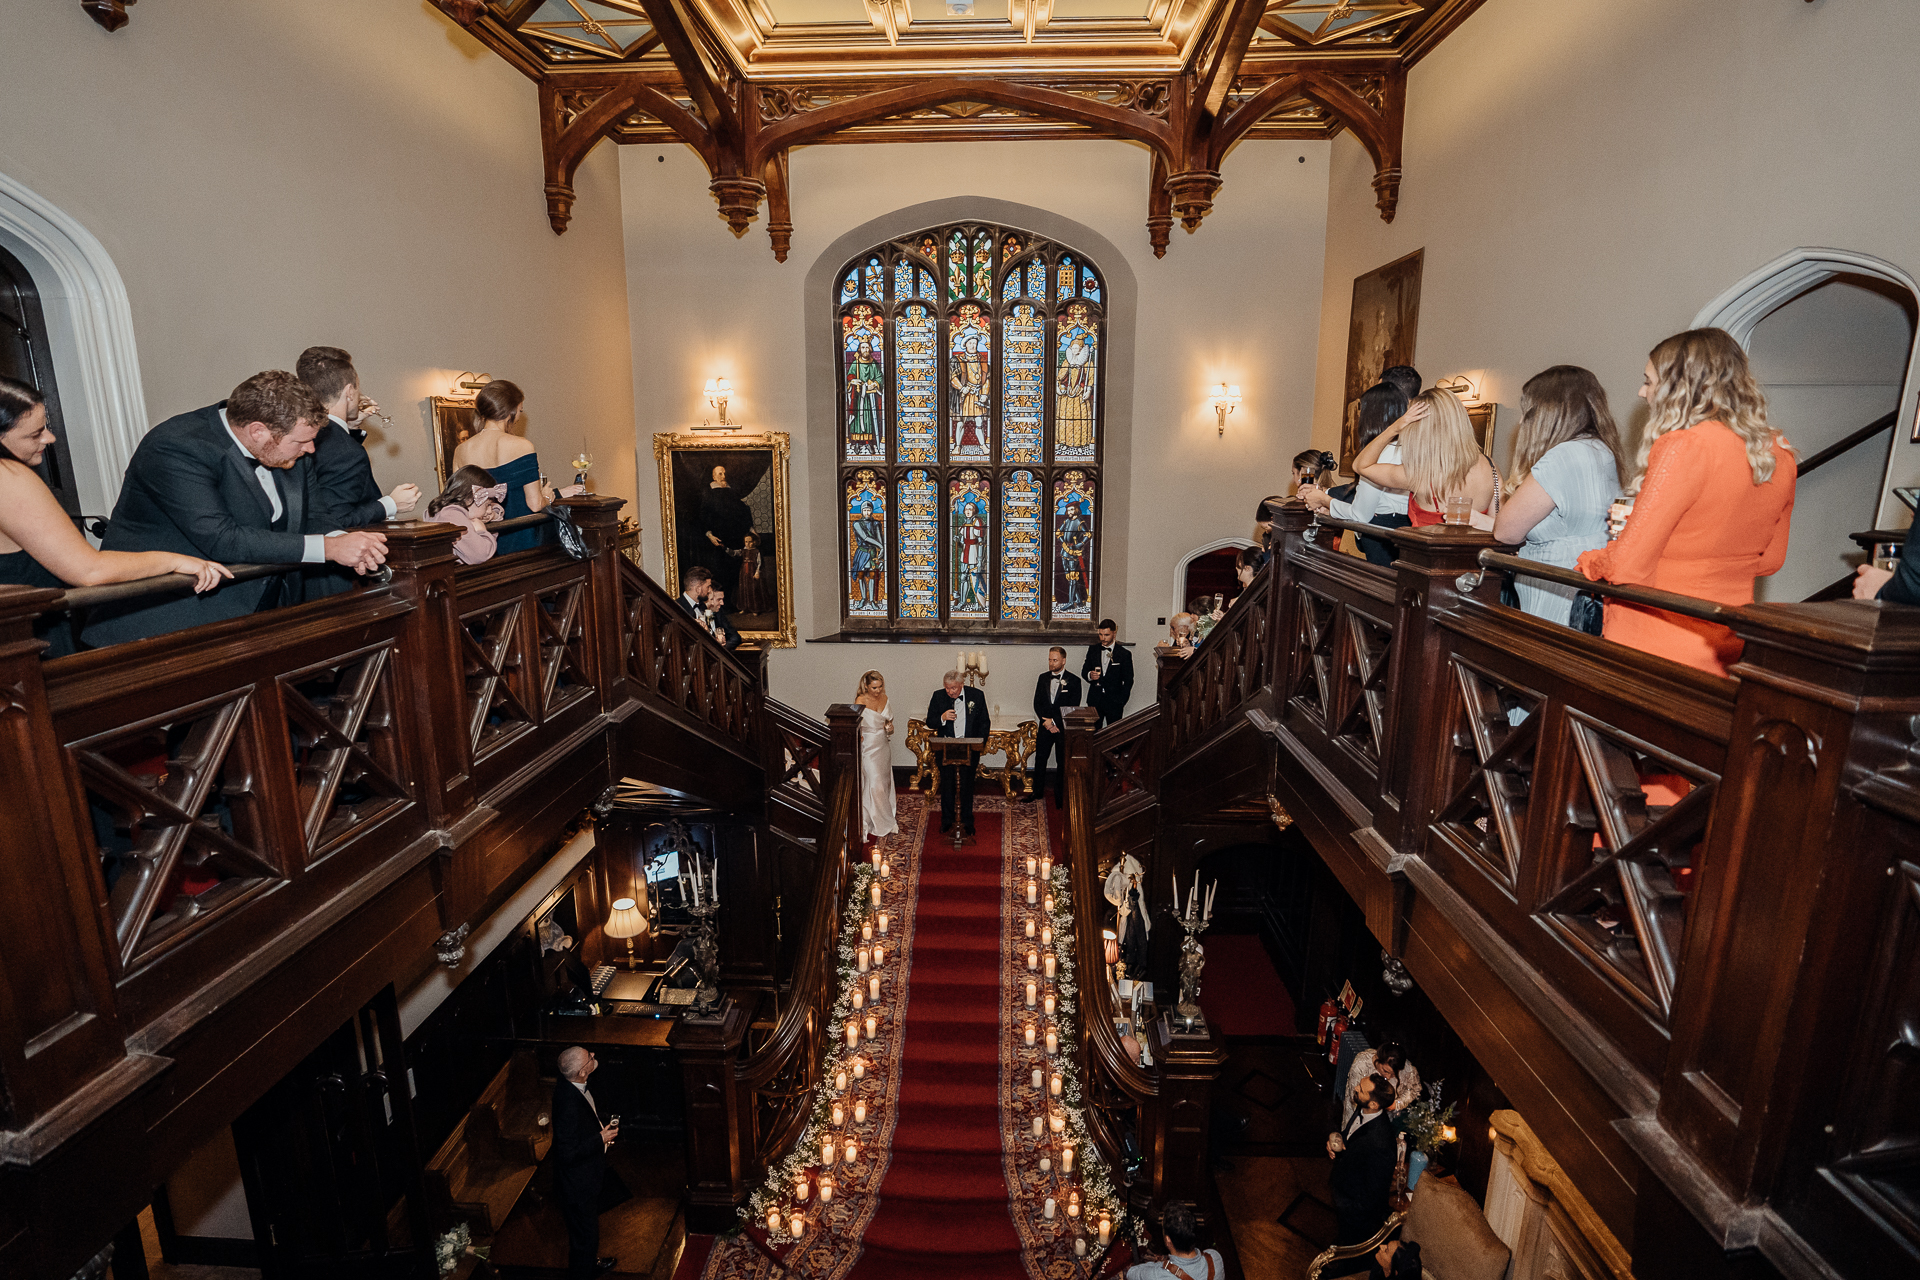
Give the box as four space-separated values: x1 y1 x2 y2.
1328 1013 1348 1064
1316 998 1337 1047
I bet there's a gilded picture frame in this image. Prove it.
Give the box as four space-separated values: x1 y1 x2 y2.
429 396 477 490
654 432 796 649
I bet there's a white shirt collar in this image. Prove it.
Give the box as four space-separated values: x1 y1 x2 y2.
219 407 261 463
1350 1108 1382 1133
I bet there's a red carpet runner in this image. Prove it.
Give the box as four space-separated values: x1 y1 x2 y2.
845 805 1026 1279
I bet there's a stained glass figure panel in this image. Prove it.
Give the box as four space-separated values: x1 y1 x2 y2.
842 304 885 460
897 470 938 620
1052 470 1095 618
846 470 888 617
947 304 991 462
1001 304 1043 464
972 232 992 300
947 231 968 300
1053 302 1098 461
950 470 991 619
1001 470 1041 622
894 304 937 464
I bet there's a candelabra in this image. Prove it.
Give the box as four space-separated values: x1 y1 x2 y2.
686 901 722 1012
1174 913 1210 1032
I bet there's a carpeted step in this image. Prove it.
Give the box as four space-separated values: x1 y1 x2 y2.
894 1077 997 1109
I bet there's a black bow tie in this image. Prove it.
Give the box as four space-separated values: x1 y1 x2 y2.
348 427 368 444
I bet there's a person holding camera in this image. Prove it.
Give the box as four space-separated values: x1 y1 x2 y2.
1125 1201 1223 1280
553 1046 619 1276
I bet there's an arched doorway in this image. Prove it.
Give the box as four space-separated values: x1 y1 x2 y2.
1173 538 1255 616
1693 249 1920 601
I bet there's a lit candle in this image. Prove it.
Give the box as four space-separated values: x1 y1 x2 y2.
1043 993 1056 1016
881 860 890 880
822 1137 835 1166
1041 924 1052 947
1075 1237 1088 1258
1027 855 1037 876
852 990 864 1010
844 1138 857 1163
862 922 873 942
864 1014 877 1041
796 1176 809 1201
1024 1024 1036 1048
869 975 881 1001
1068 1191 1081 1218
1098 1215 1111 1246
835 1069 848 1092
1062 1144 1075 1173
1027 949 1039 971
853 1059 866 1081
1049 1072 1062 1096
769 1209 783 1233
871 882 882 907
1041 856 1052 880
858 947 870 973
854 1100 867 1124
1025 981 1037 1007
1044 953 1056 979
790 1215 805 1239
1049 1112 1065 1134
1032 1116 1044 1138
872 943 885 966
1040 1156 1051 1173
819 1175 834 1202
1044 894 1055 914
1032 1067 1043 1089
1043 1197 1056 1220
1027 879 1038 905
1025 918 1036 939
1045 1028 1058 1055
832 1102 844 1127
845 1021 860 1048
878 912 889 934
870 849 880 867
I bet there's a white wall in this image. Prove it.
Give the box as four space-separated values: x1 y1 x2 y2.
1310 0 1920 555
0 0 637 512
622 139 1330 752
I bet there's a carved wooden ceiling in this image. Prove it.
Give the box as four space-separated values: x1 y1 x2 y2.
99 0 1485 261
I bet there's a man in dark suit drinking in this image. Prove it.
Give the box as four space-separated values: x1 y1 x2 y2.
552 1046 618 1277
84 371 389 646
1081 617 1133 727
926 670 991 835
1326 1074 1399 1266
1028 646 1081 807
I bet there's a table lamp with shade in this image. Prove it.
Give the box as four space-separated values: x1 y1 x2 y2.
605 896 649 969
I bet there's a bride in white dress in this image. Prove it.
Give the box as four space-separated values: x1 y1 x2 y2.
855 670 898 842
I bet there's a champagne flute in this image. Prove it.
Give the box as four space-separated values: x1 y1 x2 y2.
570 442 594 488
1873 541 1903 572
355 396 393 428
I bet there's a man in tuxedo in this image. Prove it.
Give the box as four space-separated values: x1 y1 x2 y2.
703 587 743 652
679 566 712 621
83 371 389 647
1082 617 1134 727
926 671 990 835
1028 646 1081 807
1326 1075 1399 1265
551 1046 618 1277
296 346 420 599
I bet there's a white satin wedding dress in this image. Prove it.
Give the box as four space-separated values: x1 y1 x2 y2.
859 702 898 841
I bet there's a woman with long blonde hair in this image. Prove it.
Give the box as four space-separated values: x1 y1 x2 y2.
1492 366 1622 627
1577 328 1795 675
1351 388 1500 529
854 670 897 841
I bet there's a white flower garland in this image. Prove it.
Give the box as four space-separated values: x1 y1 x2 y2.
1035 859 1125 1224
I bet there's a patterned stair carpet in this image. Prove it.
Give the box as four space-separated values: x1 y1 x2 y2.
845 803 1026 1279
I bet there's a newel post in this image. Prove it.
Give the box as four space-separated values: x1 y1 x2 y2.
380 522 477 849
1265 499 1316 695
667 998 752 1232
557 495 630 714
825 703 861 859
1145 1014 1228 1221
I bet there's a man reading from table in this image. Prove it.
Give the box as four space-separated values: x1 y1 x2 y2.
552 1046 618 1277
1082 617 1134 727
1028 645 1081 807
927 670 990 835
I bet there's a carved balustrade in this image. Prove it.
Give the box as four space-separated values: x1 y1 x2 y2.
622 558 766 763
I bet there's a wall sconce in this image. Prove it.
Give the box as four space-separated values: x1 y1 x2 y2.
1211 383 1242 435
1434 375 1479 403
450 371 491 396
605 896 649 970
704 377 733 427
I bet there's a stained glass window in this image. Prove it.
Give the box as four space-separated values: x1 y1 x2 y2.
835 222 1105 632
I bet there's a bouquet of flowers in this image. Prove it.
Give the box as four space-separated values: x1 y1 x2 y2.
434 1223 487 1275
1395 1090 1458 1156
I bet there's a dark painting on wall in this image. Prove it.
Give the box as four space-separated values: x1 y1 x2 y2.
654 432 795 647
1340 249 1424 472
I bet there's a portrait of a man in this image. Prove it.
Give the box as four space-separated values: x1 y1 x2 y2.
657 435 795 645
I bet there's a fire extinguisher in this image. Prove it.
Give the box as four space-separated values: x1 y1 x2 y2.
1316 998 1337 1047
1328 1013 1348 1064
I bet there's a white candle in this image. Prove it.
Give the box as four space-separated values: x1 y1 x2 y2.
854 1100 867 1124
862 922 873 942
1062 1144 1074 1173
1067 1192 1080 1218
851 990 863 1010
845 1021 860 1048
769 1208 782 1233
832 1102 844 1127
1027 855 1037 876
1045 1028 1058 1055
1032 1067 1043 1088
835 1069 847 1092
1040 1156 1051 1173
844 1138 857 1163
881 860 891 880
1075 1237 1088 1258
1044 895 1055 914
871 849 880 867
820 1175 834 1202
858 947 870 973
1098 1216 1111 1245
821 1137 835 1166
1050 1112 1065 1134
872 944 886 966
1025 981 1037 1007
1024 1024 1036 1048
1026 879 1038 904
1027 949 1039 971
796 1176 809 1201
1044 1197 1056 1220
864 1015 877 1041
1032 1116 1044 1138
1044 953 1056 979
1049 1072 1062 1096
1025 918 1035 939
1043 993 1056 1016
790 1215 805 1239
878 912 889 934
1193 869 1201 919
871 882 882 907
869 975 881 1001
1041 857 1052 880
1041 924 1052 947
853 1059 866 1080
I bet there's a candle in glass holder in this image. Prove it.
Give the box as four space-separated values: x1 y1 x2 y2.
1044 894 1055 914
1098 1214 1112 1246
845 1021 860 1048
878 912 889 934
872 943 886 966
1075 1237 1088 1258
1027 949 1039 972
790 1215 805 1239
1041 924 1052 947
1032 1116 1044 1138
835 1069 848 1092
1044 953 1056 979
1067 1191 1081 1218
1024 1024 1036 1048
1025 981 1037 1007
871 849 880 867
1050 1072 1062 1097
853 1058 866 1081
844 1138 857 1163
795 1175 810 1201
1027 855 1037 876
1025 918 1036 939
1062 1144 1075 1173
1043 993 1056 1016
1049 1112 1066 1134
1041 856 1053 880
821 1137 835 1166
1043 1197 1056 1221
858 947 870 973
769 1209 783 1233
854 1100 867 1124
869 975 881 1001
1027 879 1038 905
1040 1156 1051 1173
871 882 882 907
819 1175 834 1202
864 1014 877 1041
862 922 873 942
832 1102 844 1127
881 860 891 880
1032 1067 1043 1089
1045 1027 1059 1055
851 990 864 1011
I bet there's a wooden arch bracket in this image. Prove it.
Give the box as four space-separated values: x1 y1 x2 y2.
81 0 134 31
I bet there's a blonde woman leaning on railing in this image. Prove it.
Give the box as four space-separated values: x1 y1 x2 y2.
0 375 229 656
1350 388 1501 531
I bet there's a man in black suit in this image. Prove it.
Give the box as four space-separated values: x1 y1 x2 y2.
1028 646 1080 807
678 566 712 622
702 587 743 652
551 1046 618 1277
83 371 389 647
1081 617 1133 727
295 346 419 529
926 670 990 835
1327 1074 1399 1265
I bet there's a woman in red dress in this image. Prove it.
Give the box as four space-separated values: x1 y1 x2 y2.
1577 329 1795 676
1351 388 1500 529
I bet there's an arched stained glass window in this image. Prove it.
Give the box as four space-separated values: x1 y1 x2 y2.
835 222 1105 634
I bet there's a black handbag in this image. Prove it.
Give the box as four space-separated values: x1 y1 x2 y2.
1569 590 1605 636
547 503 593 561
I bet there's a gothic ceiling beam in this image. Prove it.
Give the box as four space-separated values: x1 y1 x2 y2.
1191 0 1269 123
80 0 133 31
637 0 742 149
540 81 706 234
764 151 793 264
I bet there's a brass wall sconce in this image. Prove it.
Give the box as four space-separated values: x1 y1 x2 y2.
1211 383 1242 435
448 371 492 398
702 377 733 428
1434 374 1479 403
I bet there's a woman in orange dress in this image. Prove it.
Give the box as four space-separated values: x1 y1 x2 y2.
1577 329 1795 676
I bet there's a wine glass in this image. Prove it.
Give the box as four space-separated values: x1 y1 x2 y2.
570 444 594 488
